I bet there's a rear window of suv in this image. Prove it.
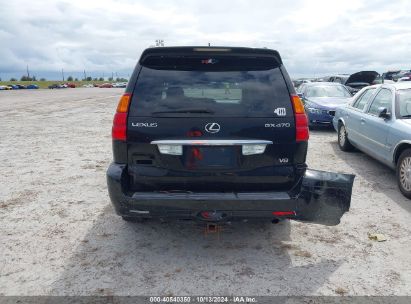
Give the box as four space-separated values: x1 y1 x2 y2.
129 56 292 117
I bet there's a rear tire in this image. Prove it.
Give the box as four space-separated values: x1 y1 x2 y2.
397 149 411 199
338 123 354 151
121 216 146 223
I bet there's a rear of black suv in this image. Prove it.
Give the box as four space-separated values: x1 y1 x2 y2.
107 46 354 226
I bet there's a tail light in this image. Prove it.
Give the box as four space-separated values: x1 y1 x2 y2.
291 95 309 142
112 93 131 141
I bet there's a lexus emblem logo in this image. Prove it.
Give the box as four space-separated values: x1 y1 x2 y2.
205 122 221 133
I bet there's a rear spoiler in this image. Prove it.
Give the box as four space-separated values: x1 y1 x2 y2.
139 46 282 66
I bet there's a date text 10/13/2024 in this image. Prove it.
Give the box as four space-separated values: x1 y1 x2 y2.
149 296 257 303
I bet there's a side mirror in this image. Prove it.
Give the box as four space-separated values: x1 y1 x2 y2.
378 107 391 119
297 92 304 98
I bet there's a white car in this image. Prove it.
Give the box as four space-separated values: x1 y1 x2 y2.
112 82 127 88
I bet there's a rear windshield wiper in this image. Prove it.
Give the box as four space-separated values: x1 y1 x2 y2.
152 108 215 115
401 115 411 118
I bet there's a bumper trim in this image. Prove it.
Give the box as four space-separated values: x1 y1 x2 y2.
151 139 273 146
130 209 150 214
132 191 290 201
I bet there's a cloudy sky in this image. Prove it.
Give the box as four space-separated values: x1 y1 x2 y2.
1 0 410 80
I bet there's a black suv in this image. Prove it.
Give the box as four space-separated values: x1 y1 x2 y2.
107 46 354 226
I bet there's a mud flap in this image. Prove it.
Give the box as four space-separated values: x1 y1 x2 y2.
296 169 355 226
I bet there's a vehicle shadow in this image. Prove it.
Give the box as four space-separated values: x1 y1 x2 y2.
309 125 335 133
330 141 411 213
49 205 342 296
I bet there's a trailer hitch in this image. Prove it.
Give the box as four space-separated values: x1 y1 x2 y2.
204 222 223 238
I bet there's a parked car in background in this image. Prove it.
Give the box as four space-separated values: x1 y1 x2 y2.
99 83 113 88
26 84 39 89
48 84 64 89
373 75 395 84
333 82 411 198
82 84 94 88
0 85 13 90
329 71 380 94
292 79 313 89
398 73 411 82
112 82 127 88
292 79 303 88
346 71 379 93
392 70 411 82
382 70 401 81
314 76 331 82
14 84 26 89
328 74 350 84
297 82 352 128
49 83 76 89
301 79 313 85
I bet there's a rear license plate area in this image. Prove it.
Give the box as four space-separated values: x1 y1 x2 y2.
184 146 238 169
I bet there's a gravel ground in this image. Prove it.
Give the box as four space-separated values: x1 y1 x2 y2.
0 89 410 296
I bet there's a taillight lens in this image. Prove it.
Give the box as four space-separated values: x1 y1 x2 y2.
291 95 309 142
295 114 309 142
112 112 127 140
112 93 131 141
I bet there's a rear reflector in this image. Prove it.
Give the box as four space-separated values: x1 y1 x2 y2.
272 211 296 216
291 95 309 142
112 93 131 141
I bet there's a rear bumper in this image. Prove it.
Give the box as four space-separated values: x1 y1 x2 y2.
107 163 355 226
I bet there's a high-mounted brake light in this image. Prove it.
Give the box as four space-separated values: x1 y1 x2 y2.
193 48 231 52
112 93 131 141
291 95 309 142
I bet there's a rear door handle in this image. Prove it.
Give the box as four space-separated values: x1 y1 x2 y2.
360 118 366 124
